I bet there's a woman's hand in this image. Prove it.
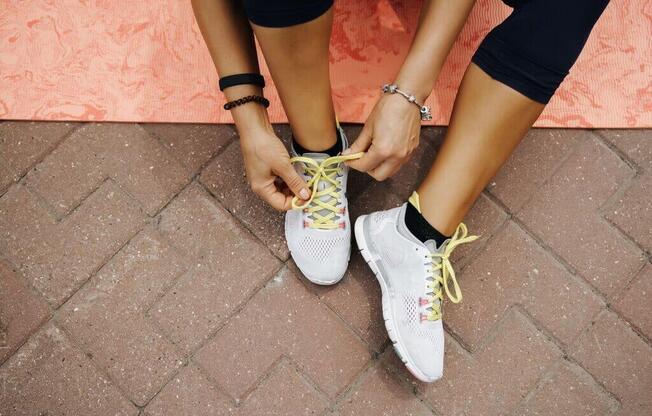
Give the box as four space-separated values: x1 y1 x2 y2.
344 93 422 181
240 128 310 211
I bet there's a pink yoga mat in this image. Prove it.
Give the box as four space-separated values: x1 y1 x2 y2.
1 0 650 127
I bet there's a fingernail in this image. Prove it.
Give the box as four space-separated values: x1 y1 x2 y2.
342 149 350 155
300 189 310 199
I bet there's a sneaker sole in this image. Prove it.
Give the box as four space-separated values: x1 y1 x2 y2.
354 215 438 383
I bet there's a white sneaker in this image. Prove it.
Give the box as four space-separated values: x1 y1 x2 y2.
285 126 361 285
354 192 477 381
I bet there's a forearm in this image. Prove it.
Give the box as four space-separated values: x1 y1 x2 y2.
191 0 273 136
395 0 477 100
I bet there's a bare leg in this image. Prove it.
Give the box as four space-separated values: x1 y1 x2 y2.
417 63 545 235
252 9 337 152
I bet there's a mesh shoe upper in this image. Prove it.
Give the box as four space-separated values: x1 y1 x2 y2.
357 203 477 380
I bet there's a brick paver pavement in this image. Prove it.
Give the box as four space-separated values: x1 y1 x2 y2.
0 122 650 416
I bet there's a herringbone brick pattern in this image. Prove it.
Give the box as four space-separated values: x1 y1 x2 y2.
0 122 650 415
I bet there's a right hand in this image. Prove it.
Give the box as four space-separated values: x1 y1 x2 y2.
240 129 311 211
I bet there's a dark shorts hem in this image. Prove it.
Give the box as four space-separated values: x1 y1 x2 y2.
471 34 568 104
246 0 334 28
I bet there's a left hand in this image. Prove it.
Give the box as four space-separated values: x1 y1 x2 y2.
344 93 422 181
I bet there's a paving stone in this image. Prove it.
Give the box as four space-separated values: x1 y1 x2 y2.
0 121 76 181
488 129 582 212
447 221 603 348
0 322 137 416
386 311 561 416
302 254 387 352
25 123 189 217
600 129 652 169
142 123 236 174
235 359 329 416
347 168 376 204
200 140 288 260
571 310 652 416
0 160 14 194
419 126 446 146
146 359 328 416
605 172 652 252
518 136 645 297
517 361 619 416
57 229 186 406
195 266 370 400
0 260 50 363
144 364 232 416
337 364 432 416
153 183 280 353
0 181 145 306
613 263 652 340
348 180 401 223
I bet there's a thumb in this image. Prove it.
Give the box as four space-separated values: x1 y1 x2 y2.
276 162 310 201
344 123 373 156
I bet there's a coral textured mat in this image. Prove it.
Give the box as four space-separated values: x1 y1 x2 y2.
1 0 650 127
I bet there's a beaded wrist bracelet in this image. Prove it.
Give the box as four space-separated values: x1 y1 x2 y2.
223 95 270 110
382 83 432 121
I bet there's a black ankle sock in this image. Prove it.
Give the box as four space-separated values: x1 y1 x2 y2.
292 127 343 157
404 202 450 247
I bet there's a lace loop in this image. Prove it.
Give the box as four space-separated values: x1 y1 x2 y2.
290 153 363 229
425 223 478 320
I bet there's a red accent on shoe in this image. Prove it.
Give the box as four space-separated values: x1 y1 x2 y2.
339 222 346 229
419 297 429 306
420 313 428 322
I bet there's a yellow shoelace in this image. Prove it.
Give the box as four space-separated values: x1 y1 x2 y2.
290 152 363 229
425 222 478 320
409 191 478 321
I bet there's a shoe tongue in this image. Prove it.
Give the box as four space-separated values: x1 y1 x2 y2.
425 239 449 253
424 240 438 252
301 152 329 161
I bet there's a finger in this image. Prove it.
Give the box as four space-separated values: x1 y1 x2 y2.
256 181 294 211
343 123 373 156
346 143 386 173
369 158 402 181
275 162 310 200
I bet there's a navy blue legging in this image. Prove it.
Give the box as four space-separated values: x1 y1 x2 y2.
243 0 610 103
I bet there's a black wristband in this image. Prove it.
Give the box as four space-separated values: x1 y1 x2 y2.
223 95 270 110
219 73 265 91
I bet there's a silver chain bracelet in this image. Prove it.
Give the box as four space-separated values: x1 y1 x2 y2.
382 83 432 121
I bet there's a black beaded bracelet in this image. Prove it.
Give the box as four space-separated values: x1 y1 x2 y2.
223 95 270 110
219 73 265 91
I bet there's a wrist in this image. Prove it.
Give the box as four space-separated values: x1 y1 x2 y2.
392 76 434 103
232 105 274 139
381 83 433 121
237 121 274 142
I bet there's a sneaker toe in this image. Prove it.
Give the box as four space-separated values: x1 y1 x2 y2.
400 321 445 382
292 249 348 285
411 351 444 382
